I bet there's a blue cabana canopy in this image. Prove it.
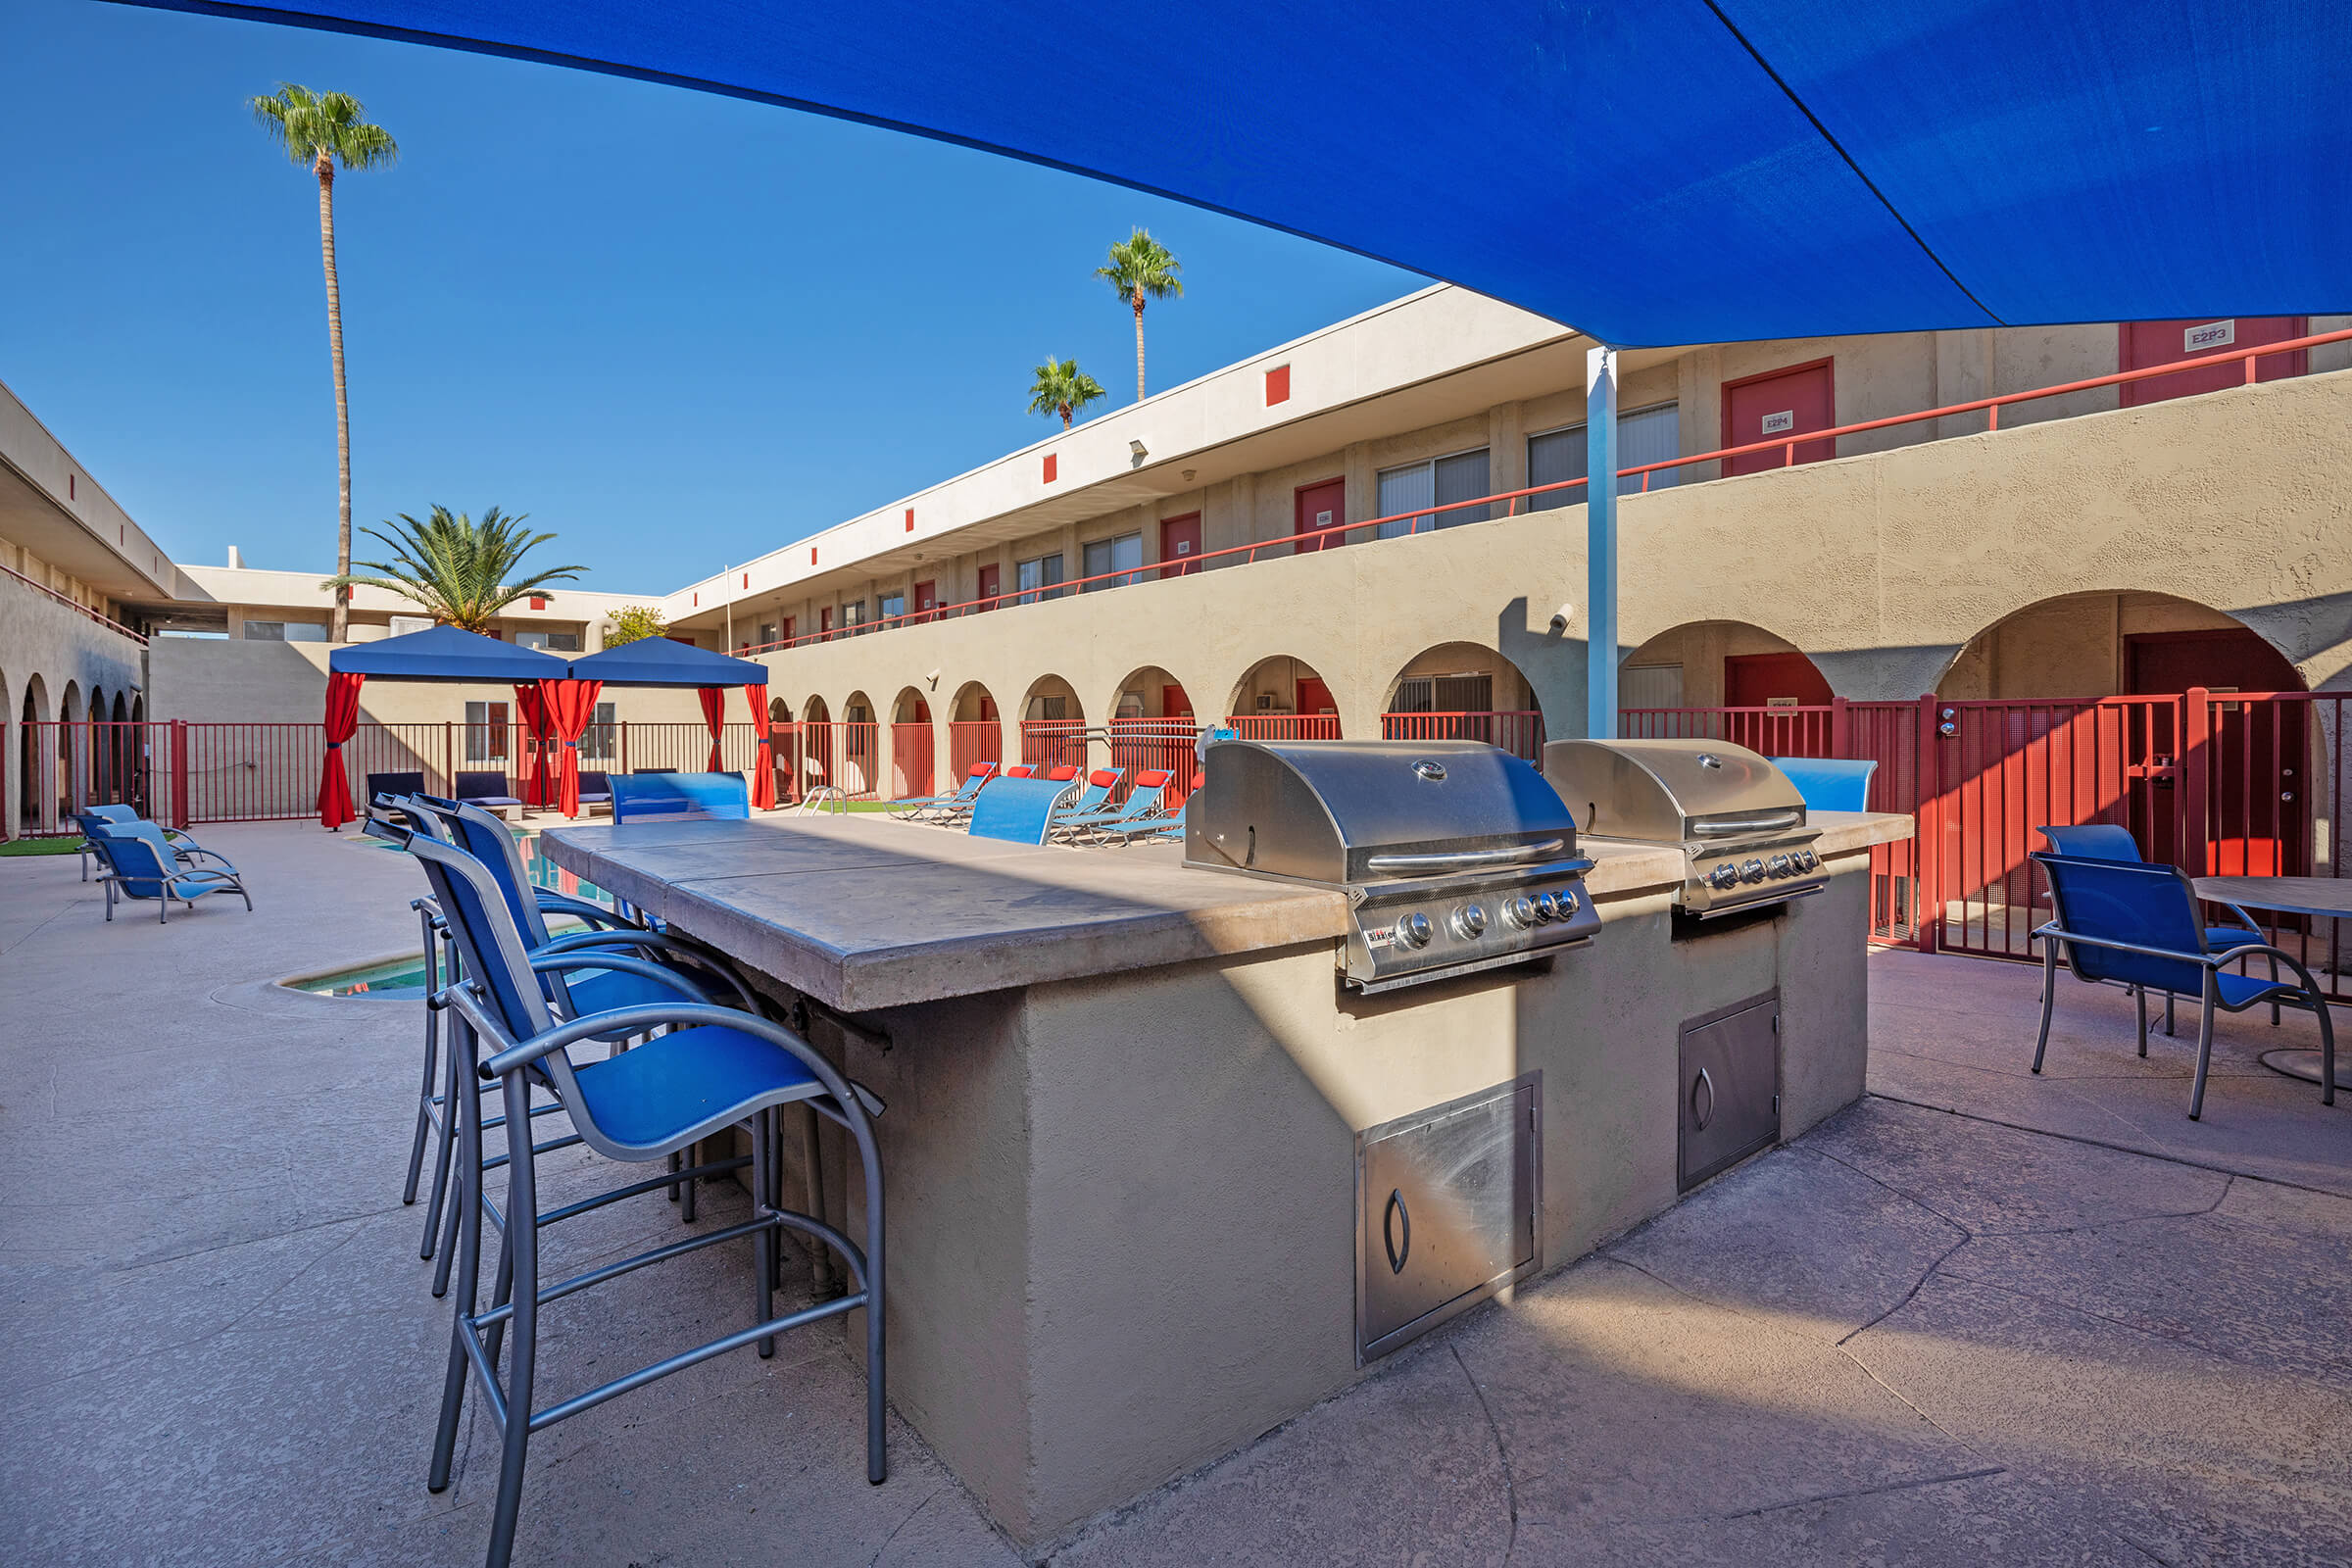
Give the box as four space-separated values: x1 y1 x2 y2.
121 1 2348 344
327 623 570 683
565 637 767 687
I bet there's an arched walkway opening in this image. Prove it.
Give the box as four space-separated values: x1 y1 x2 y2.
839 691 879 798
949 682 1003 779
108 691 130 810
1225 656 1339 741
88 685 108 804
1379 642 1544 761
57 682 82 821
1021 675 1085 771
799 696 834 794
20 676 48 835
765 696 795 803
889 685 934 801
1109 665 1198 806
0 669 11 839
1618 620 1834 752
1937 590 2303 702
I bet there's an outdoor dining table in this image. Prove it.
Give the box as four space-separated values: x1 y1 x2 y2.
2193 875 2352 1091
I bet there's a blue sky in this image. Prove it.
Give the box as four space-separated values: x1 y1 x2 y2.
0 0 1423 590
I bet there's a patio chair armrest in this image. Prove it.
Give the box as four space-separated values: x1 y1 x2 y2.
527 950 718 1008
478 1000 882 1119
2032 920 2223 967
2206 941 2330 998
533 889 638 929
173 847 240 871
534 929 760 1011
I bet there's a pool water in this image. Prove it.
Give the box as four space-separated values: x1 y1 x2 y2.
309 828 611 997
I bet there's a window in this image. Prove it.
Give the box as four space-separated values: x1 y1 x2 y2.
464 700 511 761
514 628 580 652
579 701 618 760
1375 448 1493 538
242 620 325 642
878 592 905 626
1528 403 1682 510
755 621 779 648
1392 673 1494 713
1620 664 1685 710
390 614 433 636
1026 693 1068 720
841 599 868 635
1015 553 1064 605
1081 531 1143 590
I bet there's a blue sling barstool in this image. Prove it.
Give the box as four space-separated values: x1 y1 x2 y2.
388 824 887 1568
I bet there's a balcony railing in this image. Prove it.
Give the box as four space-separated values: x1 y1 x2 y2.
727 325 2352 659
2 561 148 646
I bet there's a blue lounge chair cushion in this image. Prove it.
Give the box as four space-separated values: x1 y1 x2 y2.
570 1024 821 1149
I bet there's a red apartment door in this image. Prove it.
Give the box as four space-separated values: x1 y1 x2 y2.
913 579 937 622
2119 318 2307 407
1297 676 1338 719
818 606 833 639
1163 685 1194 718
1293 479 1348 552
977 564 1002 608
1724 652 1832 708
1721 359 1836 476
1160 513 1202 577
2128 628 2307 876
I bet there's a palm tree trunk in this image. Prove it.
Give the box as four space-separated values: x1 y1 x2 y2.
1133 292 1148 402
317 151 353 642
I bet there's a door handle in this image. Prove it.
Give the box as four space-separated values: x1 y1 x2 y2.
1383 1189 1411 1275
1691 1067 1716 1132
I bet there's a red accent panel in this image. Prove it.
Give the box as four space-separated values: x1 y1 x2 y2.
1724 652 1833 707
1265 365 1291 405
742 572 749 588
528 595 548 610
1720 358 1836 476
810 546 818 564
2119 318 2307 407
905 508 915 531
1043 453 1057 483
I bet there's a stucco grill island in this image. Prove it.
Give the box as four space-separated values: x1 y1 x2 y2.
536 744 1910 1547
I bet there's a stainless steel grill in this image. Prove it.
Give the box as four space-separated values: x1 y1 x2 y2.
1541 739 1827 917
1185 739 1598 992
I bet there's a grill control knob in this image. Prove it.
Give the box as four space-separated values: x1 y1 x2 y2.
1740 858 1768 884
1768 854 1791 878
1708 863 1740 891
1397 911 1433 949
1452 904 1489 940
1795 849 1818 872
1533 892 1559 921
1557 889 1580 918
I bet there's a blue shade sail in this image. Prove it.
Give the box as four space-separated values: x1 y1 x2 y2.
118 1 2349 344
566 636 766 687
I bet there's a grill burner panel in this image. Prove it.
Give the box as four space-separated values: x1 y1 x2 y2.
1186 740 1597 992
1543 739 1829 917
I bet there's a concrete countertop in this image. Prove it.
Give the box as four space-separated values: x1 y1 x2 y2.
539 808 1913 1014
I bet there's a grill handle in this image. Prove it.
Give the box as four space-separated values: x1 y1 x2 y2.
1363 839 1566 873
1690 809 1804 838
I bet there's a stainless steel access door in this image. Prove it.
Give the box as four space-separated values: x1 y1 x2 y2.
1356 1073 1541 1363
1678 992 1782 1191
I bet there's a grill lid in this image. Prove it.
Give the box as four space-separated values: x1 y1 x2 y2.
1543 738 1806 843
1185 739 1577 885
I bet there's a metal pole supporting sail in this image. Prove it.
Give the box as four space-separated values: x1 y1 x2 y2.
1585 343 1619 739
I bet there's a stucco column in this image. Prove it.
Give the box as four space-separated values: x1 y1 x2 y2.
1342 442 1375 526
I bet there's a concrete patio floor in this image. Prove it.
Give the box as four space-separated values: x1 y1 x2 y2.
5 822 2348 1565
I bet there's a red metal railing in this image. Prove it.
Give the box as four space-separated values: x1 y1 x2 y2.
891 721 934 801
715 327 2352 656
1 562 149 646
1106 719 1200 808
1020 720 1088 773
1225 715 1342 741
948 720 1003 783
1621 704 1839 757
1381 710 1544 762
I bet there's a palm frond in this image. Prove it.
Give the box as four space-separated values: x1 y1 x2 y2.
1097 227 1184 304
338 505 584 632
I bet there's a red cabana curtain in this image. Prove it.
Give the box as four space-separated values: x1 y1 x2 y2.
698 685 726 770
745 684 775 809
514 683 551 807
542 678 605 817
318 670 366 829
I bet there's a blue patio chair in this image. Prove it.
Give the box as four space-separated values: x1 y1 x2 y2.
890 760 997 821
390 826 887 1568
1054 768 1174 843
403 796 759 1276
2036 823 2272 1036
574 769 613 811
368 770 428 804
967 775 1070 844
71 804 208 882
1059 766 1124 821
2031 852 2334 1120
86 821 253 923
1091 804 1186 846
610 770 751 823
455 770 526 813
1768 757 1878 812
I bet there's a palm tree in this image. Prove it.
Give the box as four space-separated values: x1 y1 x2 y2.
1096 229 1184 401
326 506 585 634
251 83 398 642
1027 358 1107 429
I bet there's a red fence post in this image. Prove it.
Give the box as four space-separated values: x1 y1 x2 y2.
1914 694 1940 954
2180 687 2210 876
170 720 190 829
1831 695 1850 758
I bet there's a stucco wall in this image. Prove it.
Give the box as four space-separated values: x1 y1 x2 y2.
747 368 2352 792
1 572 148 835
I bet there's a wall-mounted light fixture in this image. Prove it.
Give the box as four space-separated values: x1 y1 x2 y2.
1129 439 1149 460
